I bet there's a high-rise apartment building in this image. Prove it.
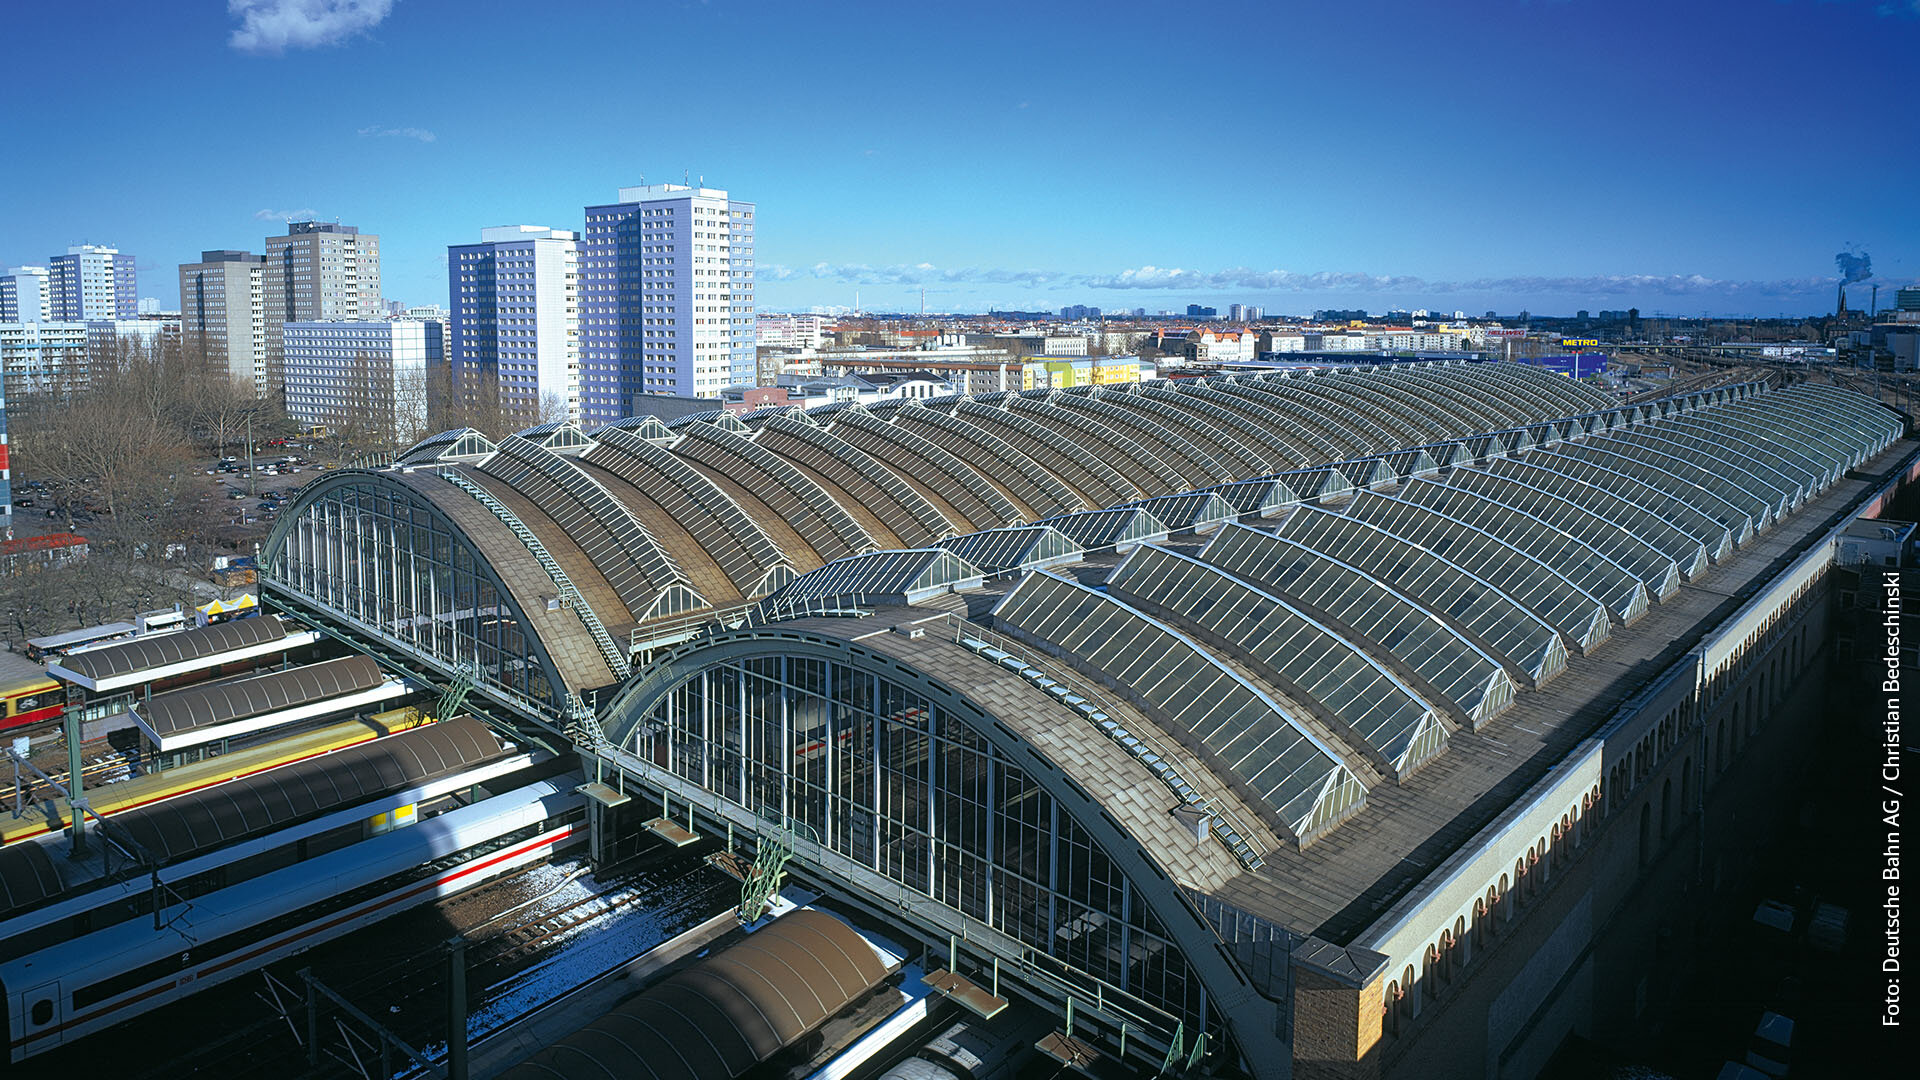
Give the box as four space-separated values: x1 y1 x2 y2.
0 267 52 323
0 322 89 398
48 245 137 321
579 184 755 424
263 222 381 403
180 250 268 395
448 225 580 424
283 319 441 444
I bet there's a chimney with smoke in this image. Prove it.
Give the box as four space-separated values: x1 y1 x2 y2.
1836 249 1873 315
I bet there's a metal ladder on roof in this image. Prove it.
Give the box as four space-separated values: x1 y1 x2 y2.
437 470 631 680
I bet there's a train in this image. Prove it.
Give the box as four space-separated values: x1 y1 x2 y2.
0 706 431 848
1 774 585 1064
0 678 61 734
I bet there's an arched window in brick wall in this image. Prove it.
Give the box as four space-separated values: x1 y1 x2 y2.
1661 778 1674 839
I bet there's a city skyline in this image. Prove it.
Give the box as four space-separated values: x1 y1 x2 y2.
1 0 1916 317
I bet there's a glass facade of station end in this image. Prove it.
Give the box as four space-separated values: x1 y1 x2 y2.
632 654 1213 1031
266 479 557 710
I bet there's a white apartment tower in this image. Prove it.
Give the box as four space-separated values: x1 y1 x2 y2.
179 250 268 395
579 183 755 424
447 226 580 424
0 267 52 323
48 245 137 321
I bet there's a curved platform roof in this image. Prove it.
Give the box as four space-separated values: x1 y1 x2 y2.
54 616 288 684
497 908 897 1080
688 381 1899 866
135 654 385 746
603 381 1902 956
263 365 1901 754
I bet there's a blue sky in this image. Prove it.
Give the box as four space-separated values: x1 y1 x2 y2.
1 0 1914 317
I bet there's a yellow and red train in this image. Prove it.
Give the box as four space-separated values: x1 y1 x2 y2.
0 677 63 733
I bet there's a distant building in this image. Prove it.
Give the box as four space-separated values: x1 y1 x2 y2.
756 312 831 350
448 225 581 424
580 183 756 425
995 333 1088 358
1186 304 1217 319
283 319 442 444
264 222 383 403
48 245 137 321
1180 328 1257 365
0 267 51 323
731 370 957 412
1060 304 1102 320
85 319 178 364
0 322 89 397
180 250 268 395
1259 329 1308 353
1898 287 1920 313
1228 304 1245 322
0 362 9 533
1022 355 1141 390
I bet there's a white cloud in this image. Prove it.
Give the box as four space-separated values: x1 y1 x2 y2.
253 207 319 222
228 0 396 55
358 124 436 142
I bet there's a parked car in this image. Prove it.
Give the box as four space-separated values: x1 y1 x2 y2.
1751 899 1795 935
227 489 247 500
1806 902 1848 952
1745 1010 1794 1077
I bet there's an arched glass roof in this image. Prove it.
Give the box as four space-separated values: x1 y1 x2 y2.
1203 523 1516 728
1107 544 1448 779
1341 489 1615 650
992 570 1365 843
1275 504 1570 684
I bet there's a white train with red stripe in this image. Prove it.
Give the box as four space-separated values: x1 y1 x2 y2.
0 777 585 1063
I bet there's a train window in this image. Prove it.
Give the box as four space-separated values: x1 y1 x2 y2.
16 694 44 712
30 998 52 1025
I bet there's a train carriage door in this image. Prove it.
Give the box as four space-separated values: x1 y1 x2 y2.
21 980 63 1051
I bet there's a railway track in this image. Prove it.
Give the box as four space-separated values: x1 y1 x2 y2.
113 843 734 1080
